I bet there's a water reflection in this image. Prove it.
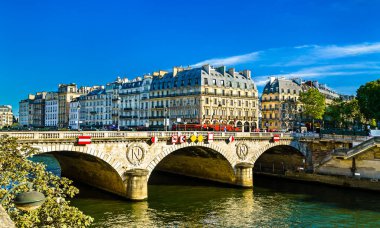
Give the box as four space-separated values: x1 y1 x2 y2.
71 173 380 227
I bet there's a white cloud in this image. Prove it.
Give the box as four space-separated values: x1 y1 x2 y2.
254 63 380 86
316 42 380 58
191 52 260 68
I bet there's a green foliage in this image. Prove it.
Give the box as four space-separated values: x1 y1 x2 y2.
370 119 377 128
357 79 380 121
299 88 326 120
324 99 364 129
0 135 93 227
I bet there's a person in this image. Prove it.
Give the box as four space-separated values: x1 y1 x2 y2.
224 126 227 132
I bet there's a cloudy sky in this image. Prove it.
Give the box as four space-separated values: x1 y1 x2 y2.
1 0 380 114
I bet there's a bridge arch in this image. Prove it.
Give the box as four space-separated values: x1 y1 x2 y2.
31 144 127 197
146 143 238 185
248 140 306 173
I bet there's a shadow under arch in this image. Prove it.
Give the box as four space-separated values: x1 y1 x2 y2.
33 151 127 197
148 146 237 185
254 145 306 174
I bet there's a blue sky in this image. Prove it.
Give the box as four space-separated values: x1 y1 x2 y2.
1 0 380 115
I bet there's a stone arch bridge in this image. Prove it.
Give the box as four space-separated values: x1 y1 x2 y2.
2 131 310 200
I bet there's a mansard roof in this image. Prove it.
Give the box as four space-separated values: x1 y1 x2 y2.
150 65 257 91
121 80 143 89
87 89 106 96
262 78 302 94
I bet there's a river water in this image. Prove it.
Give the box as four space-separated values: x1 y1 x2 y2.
71 172 380 227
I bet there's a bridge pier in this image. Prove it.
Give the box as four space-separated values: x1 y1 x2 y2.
125 169 149 201
235 163 254 188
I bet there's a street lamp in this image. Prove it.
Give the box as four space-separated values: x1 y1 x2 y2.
0 182 45 211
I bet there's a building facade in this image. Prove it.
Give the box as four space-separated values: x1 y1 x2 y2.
0 105 13 128
19 98 31 127
44 92 59 127
69 98 80 130
58 84 81 128
261 77 303 131
149 65 259 131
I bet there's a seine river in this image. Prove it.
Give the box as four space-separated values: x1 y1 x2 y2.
71 172 380 227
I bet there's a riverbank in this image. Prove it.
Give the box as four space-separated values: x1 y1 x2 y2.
255 171 380 192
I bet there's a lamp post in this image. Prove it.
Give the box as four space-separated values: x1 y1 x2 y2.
0 182 45 211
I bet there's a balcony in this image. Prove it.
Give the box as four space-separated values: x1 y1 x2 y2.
90 111 97 114
119 91 141 96
124 107 133 111
154 105 165 109
111 113 118 117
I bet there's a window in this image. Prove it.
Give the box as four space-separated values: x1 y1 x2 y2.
205 88 209 94
237 82 240 88
204 78 208 85
213 79 216 85
205 98 209 104
222 90 225 96
214 89 217 95
221 80 225 86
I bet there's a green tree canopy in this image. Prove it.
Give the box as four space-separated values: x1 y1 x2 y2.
299 88 326 120
324 98 364 129
0 135 93 227
357 79 380 121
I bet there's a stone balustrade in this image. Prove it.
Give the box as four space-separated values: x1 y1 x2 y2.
0 131 294 141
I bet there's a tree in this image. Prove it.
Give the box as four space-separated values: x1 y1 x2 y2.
299 88 326 120
324 99 364 130
0 135 93 227
357 79 380 121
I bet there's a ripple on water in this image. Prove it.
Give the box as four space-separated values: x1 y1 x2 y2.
71 177 380 227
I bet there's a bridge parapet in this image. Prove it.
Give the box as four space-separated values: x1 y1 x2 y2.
0 131 294 141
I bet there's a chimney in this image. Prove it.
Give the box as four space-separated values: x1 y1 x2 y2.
242 69 251 79
158 70 167 77
202 64 211 74
215 66 226 75
152 72 159 77
173 67 185 77
228 68 235 77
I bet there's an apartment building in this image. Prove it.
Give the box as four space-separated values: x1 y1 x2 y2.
149 65 259 131
45 92 59 127
261 77 303 131
0 105 13 128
